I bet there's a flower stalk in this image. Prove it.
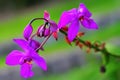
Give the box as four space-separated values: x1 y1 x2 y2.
59 29 120 58
35 32 53 51
29 18 48 24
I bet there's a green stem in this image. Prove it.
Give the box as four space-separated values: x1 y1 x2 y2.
59 29 120 58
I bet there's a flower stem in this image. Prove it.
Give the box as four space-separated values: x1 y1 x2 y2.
29 18 48 24
29 17 49 40
30 33 37 40
59 29 120 58
36 33 52 51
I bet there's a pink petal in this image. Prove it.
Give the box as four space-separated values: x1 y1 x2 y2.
49 20 58 32
44 10 50 20
37 25 44 37
68 20 79 41
20 63 34 78
78 3 92 18
29 39 44 51
81 18 98 30
23 24 33 40
52 31 58 40
44 28 50 37
32 53 47 71
13 38 30 51
58 8 77 28
6 50 24 65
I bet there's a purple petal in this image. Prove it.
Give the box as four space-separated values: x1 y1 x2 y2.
58 8 77 28
23 24 33 40
44 10 50 20
49 20 58 32
6 50 24 65
32 53 47 71
13 38 30 51
37 25 44 37
29 39 44 51
78 3 92 18
68 20 79 41
44 28 50 37
20 63 34 78
81 18 98 30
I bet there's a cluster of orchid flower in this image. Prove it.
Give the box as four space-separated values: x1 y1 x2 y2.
5 3 110 79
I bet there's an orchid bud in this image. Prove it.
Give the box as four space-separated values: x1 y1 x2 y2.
44 28 50 37
52 31 58 40
37 25 45 37
23 24 33 40
65 36 72 46
77 32 84 37
100 65 106 73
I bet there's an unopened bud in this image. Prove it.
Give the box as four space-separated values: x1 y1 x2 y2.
85 41 91 47
99 42 106 50
61 26 68 32
52 31 58 40
100 65 106 73
65 36 72 46
78 43 83 49
77 32 84 37
37 25 44 37
86 47 91 53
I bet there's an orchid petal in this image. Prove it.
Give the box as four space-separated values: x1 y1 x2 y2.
78 3 92 18
49 20 58 32
68 20 79 41
6 50 24 65
13 38 30 51
52 31 58 40
44 10 50 20
58 8 77 28
37 25 44 37
81 18 98 30
20 63 34 78
23 24 33 40
32 53 47 71
44 28 50 37
29 39 44 51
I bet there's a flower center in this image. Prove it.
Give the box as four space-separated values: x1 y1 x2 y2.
79 16 84 21
24 58 32 64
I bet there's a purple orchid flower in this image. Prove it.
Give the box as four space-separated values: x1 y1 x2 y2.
23 24 44 51
58 3 98 41
44 10 58 32
37 11 58 37
6 39 47 78
37 10 58 40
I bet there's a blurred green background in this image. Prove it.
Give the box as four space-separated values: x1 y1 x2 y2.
0 0 120 80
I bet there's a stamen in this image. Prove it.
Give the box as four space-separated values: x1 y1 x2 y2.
79 16 84 21
26 61 32 64
24 58 32 64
